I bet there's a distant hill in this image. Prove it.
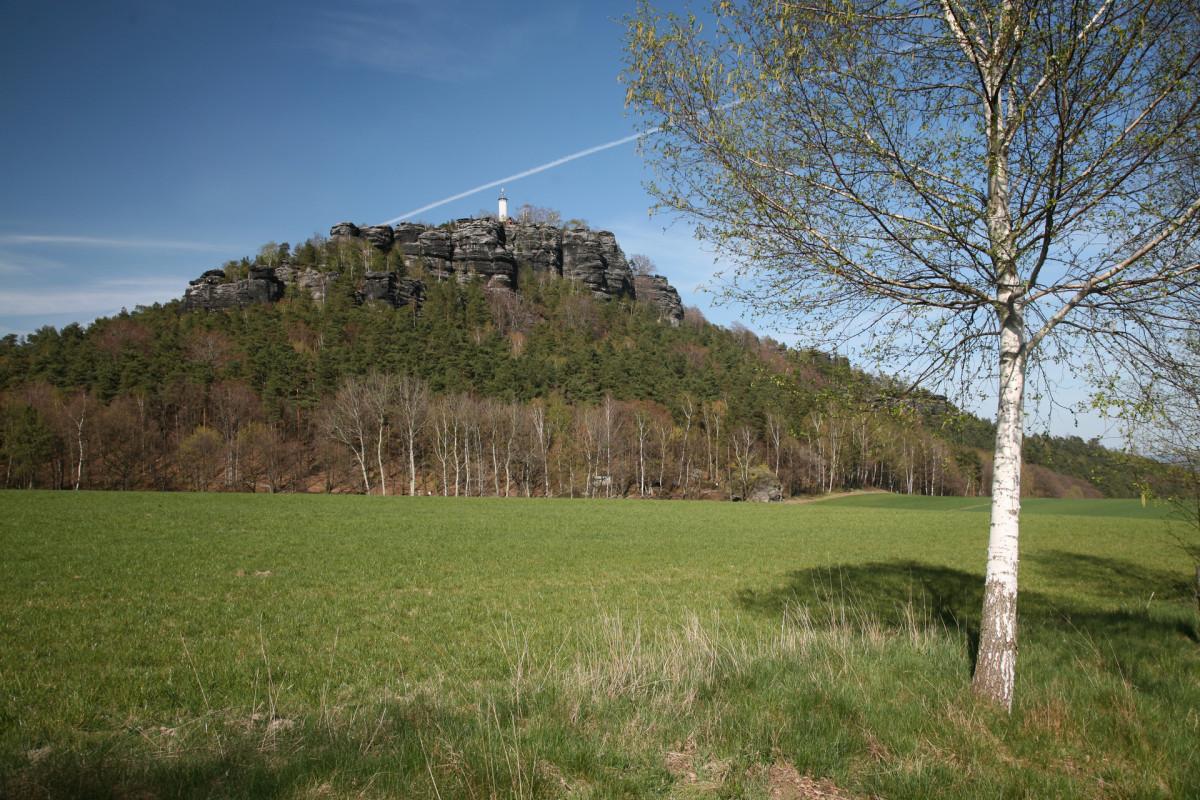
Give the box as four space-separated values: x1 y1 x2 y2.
0 218 1178 499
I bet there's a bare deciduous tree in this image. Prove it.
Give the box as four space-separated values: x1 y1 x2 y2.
324 375 389 494
393 376 429 496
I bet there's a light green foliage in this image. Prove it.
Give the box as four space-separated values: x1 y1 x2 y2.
1 492 1196 797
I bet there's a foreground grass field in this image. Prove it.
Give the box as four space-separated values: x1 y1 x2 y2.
1 492 1197 798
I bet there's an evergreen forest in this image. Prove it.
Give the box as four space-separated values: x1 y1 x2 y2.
0 233 1174 499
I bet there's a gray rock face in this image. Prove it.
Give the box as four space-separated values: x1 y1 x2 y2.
361 225 394 250
196 268 227 282
274 265 339 303
394 276 425 308
634 274 685 325
359 271 395 304
185 218 682 316
560 228 634 298
508 223 562 275
595 231 635 298
404 229 455 278
183 267 284 311
451 219 516 288
393 223 425 245
327 220 647 301
560 229 606 294
747 471 784 502
357 271 425 308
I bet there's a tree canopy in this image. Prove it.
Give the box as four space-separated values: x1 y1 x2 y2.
625 0 1200 709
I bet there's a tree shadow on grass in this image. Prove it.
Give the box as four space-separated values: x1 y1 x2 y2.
1027 549 1194 604
735 552 1197 682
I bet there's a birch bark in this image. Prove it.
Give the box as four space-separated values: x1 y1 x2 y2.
973 44 1025 707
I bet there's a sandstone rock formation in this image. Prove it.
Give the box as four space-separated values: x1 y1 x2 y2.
358 271 425 308
451 219 516 289
560 228 636 298
635 274 685 325
748 475 784 503
738 468 783 503
182 217 683 318
275 265 339 304
508 223 562 275
361 225 394 251
396 228 454 279
183 266 284 311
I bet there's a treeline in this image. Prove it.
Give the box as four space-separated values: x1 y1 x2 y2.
0 233 1171 498
0 370 982 498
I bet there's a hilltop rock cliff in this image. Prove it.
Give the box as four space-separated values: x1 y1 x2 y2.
183 217 684 324
184 267 284 310
634 274 685 324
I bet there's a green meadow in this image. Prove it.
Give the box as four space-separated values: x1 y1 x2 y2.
1 491 1197 798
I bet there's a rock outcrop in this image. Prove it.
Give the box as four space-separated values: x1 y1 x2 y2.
182 217 682 318
561 228 636 298
396 227 454 279
183 266 284 311
342 219 640 300
358 271 424 308
275 265 339 304
735 468 783 503
508 223 562 275
451 219 516 289
634 274 685 325
361 225 394 251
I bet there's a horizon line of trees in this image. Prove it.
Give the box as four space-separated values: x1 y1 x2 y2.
2 372 986 499
0 251 1173 500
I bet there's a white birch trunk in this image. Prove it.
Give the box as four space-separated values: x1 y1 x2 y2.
973 307 1026 710
974 46 1024 707
73 416 85 491
355 443 371 495
407 427 417 496
376 424 388 497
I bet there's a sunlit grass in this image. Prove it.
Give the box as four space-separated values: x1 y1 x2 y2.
1 491 1196 798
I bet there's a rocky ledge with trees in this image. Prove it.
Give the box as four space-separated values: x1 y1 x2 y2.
2 212 1183 501
183 218 685 325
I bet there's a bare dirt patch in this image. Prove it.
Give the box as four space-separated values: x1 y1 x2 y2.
783 490 886 505
766 762 861 800
663 737 732 792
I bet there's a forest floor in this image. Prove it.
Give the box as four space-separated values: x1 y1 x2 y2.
1 491 1197 798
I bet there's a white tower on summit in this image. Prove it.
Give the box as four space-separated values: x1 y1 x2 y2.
498 188 509 222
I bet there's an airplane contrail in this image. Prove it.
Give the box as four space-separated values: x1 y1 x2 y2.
380 127 660 225
380 98 746 225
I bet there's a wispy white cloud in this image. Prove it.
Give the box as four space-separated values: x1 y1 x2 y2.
0 248 69 277
0 234 243 252
0 277 185 317
307 1 578 81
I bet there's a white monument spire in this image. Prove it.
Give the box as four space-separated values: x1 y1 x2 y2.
498 188 509 222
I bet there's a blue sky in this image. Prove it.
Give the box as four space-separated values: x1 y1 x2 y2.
0 0 1119 441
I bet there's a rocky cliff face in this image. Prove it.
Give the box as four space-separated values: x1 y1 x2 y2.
634 274 685 325
182 218 684 323
183 267 284 311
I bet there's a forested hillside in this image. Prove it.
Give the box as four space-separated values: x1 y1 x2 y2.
0 225 1173 499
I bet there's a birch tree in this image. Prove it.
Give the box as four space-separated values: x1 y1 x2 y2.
393 375 429 496
324 374 392 495
626 0 1200 710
